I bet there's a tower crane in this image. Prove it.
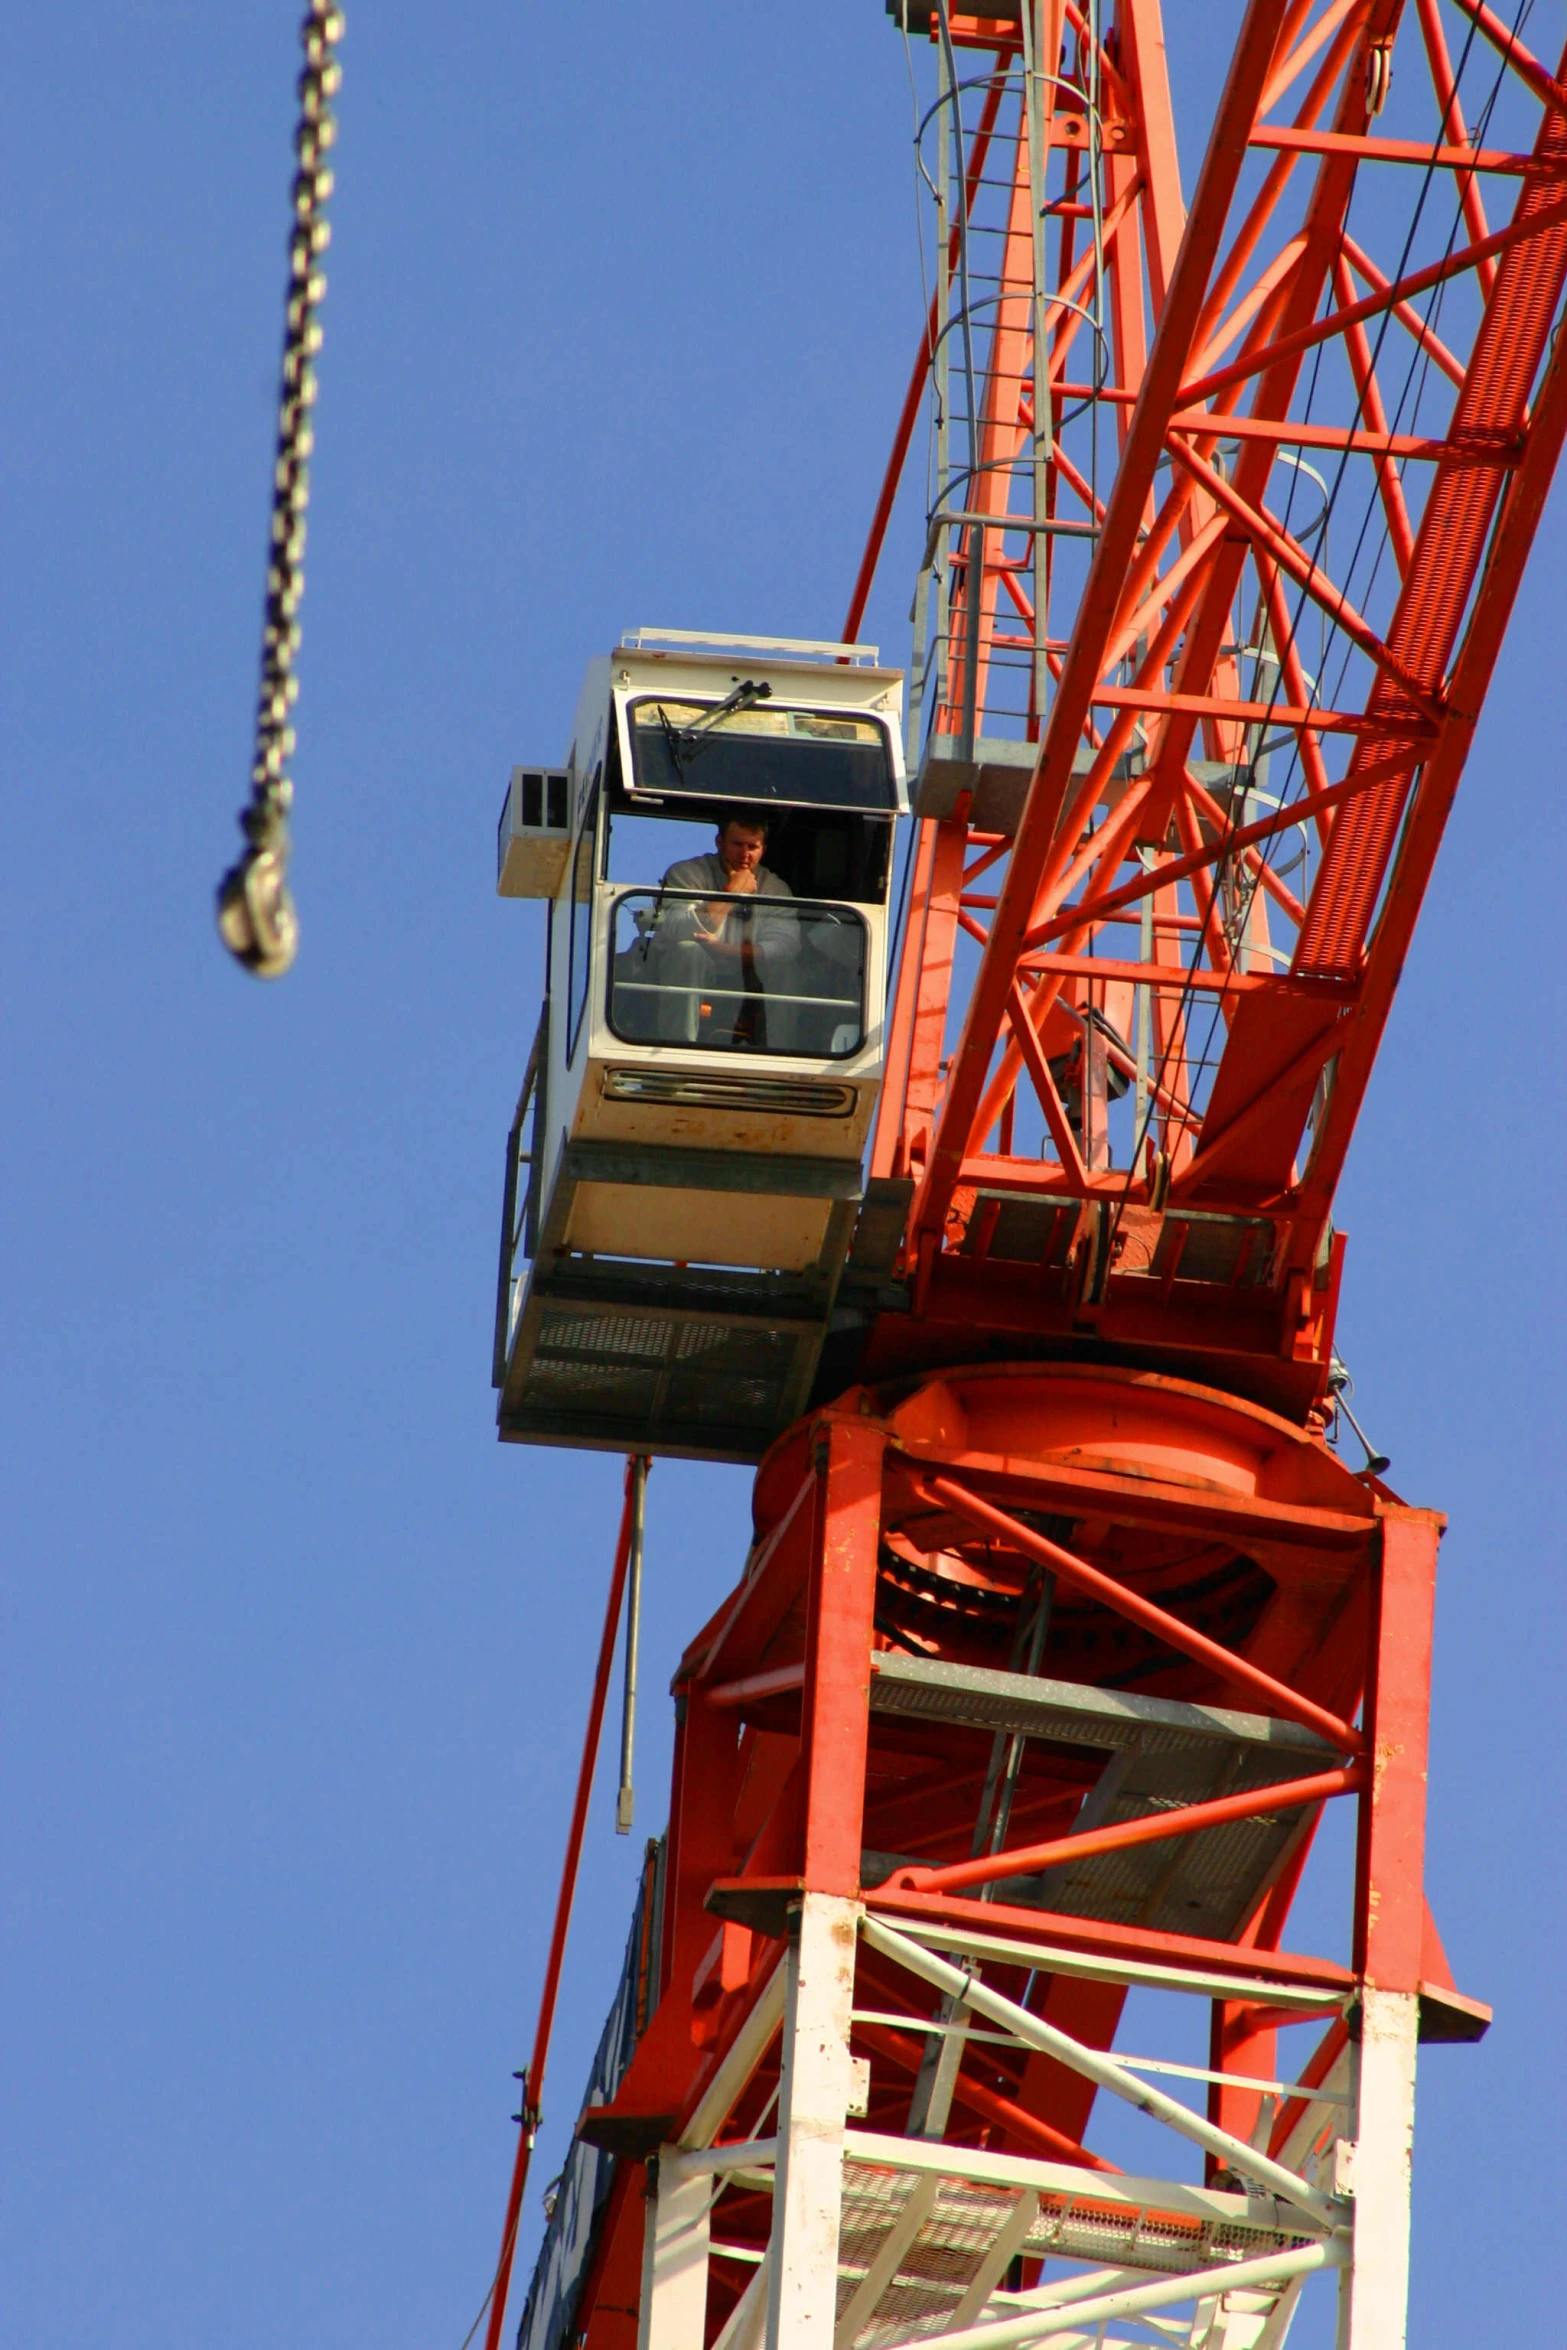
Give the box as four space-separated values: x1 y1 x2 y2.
483 5 1566 2345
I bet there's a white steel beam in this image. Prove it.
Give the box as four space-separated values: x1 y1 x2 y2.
1232 2273 1306 2349
841 2129 1300 2229
862 1916 1342 2227
868 1912 1344 2011
680 1956 787 2150
714 2253 770 2350
666 2137 779 2180
948 2189 1040 2330
831 2175 937 2350
636 2151 713 2350
1273 2041 1351 2180
880 2238 1346 2350
989 2265 1149 2318
1337 1987 1419 2350
764 1892 862 2350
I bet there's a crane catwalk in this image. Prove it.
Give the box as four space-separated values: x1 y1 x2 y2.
487 7 1560 2347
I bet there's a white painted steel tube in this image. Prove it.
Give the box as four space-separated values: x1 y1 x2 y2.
679 1959 786 2152
861 1916 1341 2228
994 2263 1171 2316
664 2136 779 2179
883 2237 1346 2350
711 2252 769 2350
871 1911 1345 2009
616 1454 647 1834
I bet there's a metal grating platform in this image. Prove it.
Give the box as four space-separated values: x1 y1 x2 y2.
502 1293 815 1460
867 1655 1342 1762
835 2156 1316 2346
864 1655 1348 1940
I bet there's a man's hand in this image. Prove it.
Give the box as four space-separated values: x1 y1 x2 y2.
699 865 759 938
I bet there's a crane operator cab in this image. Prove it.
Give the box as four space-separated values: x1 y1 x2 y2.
493 630 907 1460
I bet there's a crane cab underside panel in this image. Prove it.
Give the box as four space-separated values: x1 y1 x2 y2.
498 1141 869 1459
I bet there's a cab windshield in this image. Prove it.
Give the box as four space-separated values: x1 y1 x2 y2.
600 801 885 1062
628 698 896 811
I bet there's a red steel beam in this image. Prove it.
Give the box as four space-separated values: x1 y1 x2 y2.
841 70 1008 645
1176 193 1567 409
888 1763 1360 1896
861 1882 1356 1997
1448 0 1567 113
1292 60 1567 985
1248 123 1557 172
800 1419 886 1895
917 1471 1365 1752
1090 684 1431 732
909 0 1300 1251
481 1461 640 2350
1295 85 1567 1194
885 12 1567 1328
708 1661 807 1708
1019 754 1416 951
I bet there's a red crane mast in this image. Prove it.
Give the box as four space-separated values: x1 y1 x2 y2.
486 8 1565 2347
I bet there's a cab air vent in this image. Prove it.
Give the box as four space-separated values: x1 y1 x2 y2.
602 1069 856 1118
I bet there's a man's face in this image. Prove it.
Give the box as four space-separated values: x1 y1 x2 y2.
717 823 766 875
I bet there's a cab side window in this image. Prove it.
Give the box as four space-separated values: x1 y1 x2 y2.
566 770 600 1059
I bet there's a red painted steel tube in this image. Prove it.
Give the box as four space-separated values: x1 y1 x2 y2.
1248 123 1545 171
842 321 934 650
481 1461 640 2350
1448 0 1567 111
916 1472 1366 1754
909 0 1294 1249
842 72 1007 645
708 1661 807 1708
1019 757 1412 952
1179 193 1567 407
888 1764 1361 1896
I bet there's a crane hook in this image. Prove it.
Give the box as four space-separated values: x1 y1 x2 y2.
217 806 300 979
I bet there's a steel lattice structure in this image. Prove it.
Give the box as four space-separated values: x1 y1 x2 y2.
484 7 1566 2348
855 0 1567 1413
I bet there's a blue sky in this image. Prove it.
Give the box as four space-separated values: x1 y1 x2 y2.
4 6 1562 2344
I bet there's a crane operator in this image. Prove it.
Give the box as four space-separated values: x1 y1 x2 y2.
652 809 796 1046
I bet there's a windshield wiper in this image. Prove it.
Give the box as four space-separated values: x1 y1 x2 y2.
657 701 688 782
668 678 773 769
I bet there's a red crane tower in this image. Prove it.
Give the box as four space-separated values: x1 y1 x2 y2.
484 6 1567 2346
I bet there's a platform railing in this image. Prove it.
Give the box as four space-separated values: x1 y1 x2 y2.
493 1005 546 1388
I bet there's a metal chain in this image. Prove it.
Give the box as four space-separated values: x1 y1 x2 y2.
216 1 345 978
